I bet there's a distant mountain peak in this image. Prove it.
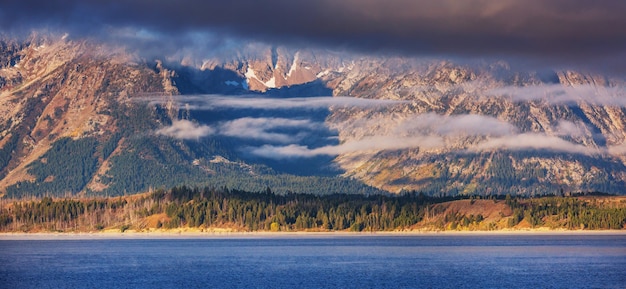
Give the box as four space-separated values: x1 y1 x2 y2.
1 35 625 197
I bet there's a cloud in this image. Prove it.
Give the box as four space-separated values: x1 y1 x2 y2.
206 96 407 110
249 135 445 159
470 133 600 155
249 113 520 159
251 131 610 159
4 0 625 73
248 112 613 159
155 120 214 140
395 113 517 137
488 84 626 107
219 117 322 143
141 95 407 110
156 117 327 143
156 112 616 159
249 144 316 159
555 120 587 138
334 113 518 142
608 144 626 156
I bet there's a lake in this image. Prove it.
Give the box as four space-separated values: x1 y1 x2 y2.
1 234 625 288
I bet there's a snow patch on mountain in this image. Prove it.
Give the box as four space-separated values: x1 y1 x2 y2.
245 65 276 88
287 52 300 78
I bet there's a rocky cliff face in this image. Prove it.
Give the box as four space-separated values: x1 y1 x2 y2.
1 34 625 197
197 46 337 92
321 60 626 194
228 53 626 194
0 35 174 195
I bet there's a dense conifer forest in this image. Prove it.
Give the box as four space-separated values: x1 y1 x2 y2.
1 186 624 233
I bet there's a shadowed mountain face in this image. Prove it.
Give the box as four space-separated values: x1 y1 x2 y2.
186 92 339 177
0 35 625 198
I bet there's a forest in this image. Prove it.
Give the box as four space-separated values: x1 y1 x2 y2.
1 186 624 233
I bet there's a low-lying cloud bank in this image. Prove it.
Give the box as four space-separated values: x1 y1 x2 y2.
156 112 624 160
488 84 626 107
470 133 600 155
155 120 214 140
149 96 403 142
219 117 323 143
394 113 516 137
248 135 446 159
156 117 328 144
142 95 408 111
247 114 613 159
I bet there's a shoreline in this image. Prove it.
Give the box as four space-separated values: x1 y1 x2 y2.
1 229 625 240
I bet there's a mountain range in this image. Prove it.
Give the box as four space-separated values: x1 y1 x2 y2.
1 33 625 198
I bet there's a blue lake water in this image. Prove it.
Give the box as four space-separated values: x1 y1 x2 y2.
1 234 625 288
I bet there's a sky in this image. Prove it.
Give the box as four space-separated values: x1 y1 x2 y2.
2 0 626 74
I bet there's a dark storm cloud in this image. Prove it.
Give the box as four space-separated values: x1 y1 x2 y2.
2 0 626 72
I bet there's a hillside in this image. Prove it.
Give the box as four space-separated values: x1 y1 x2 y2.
1 34 626 197
0 35 382 197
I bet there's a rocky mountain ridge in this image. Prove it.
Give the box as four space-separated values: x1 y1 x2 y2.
1 34 625 197
321 61 626 193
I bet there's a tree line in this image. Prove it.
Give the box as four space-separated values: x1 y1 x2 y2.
0 186 624 232
505 194 626 229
